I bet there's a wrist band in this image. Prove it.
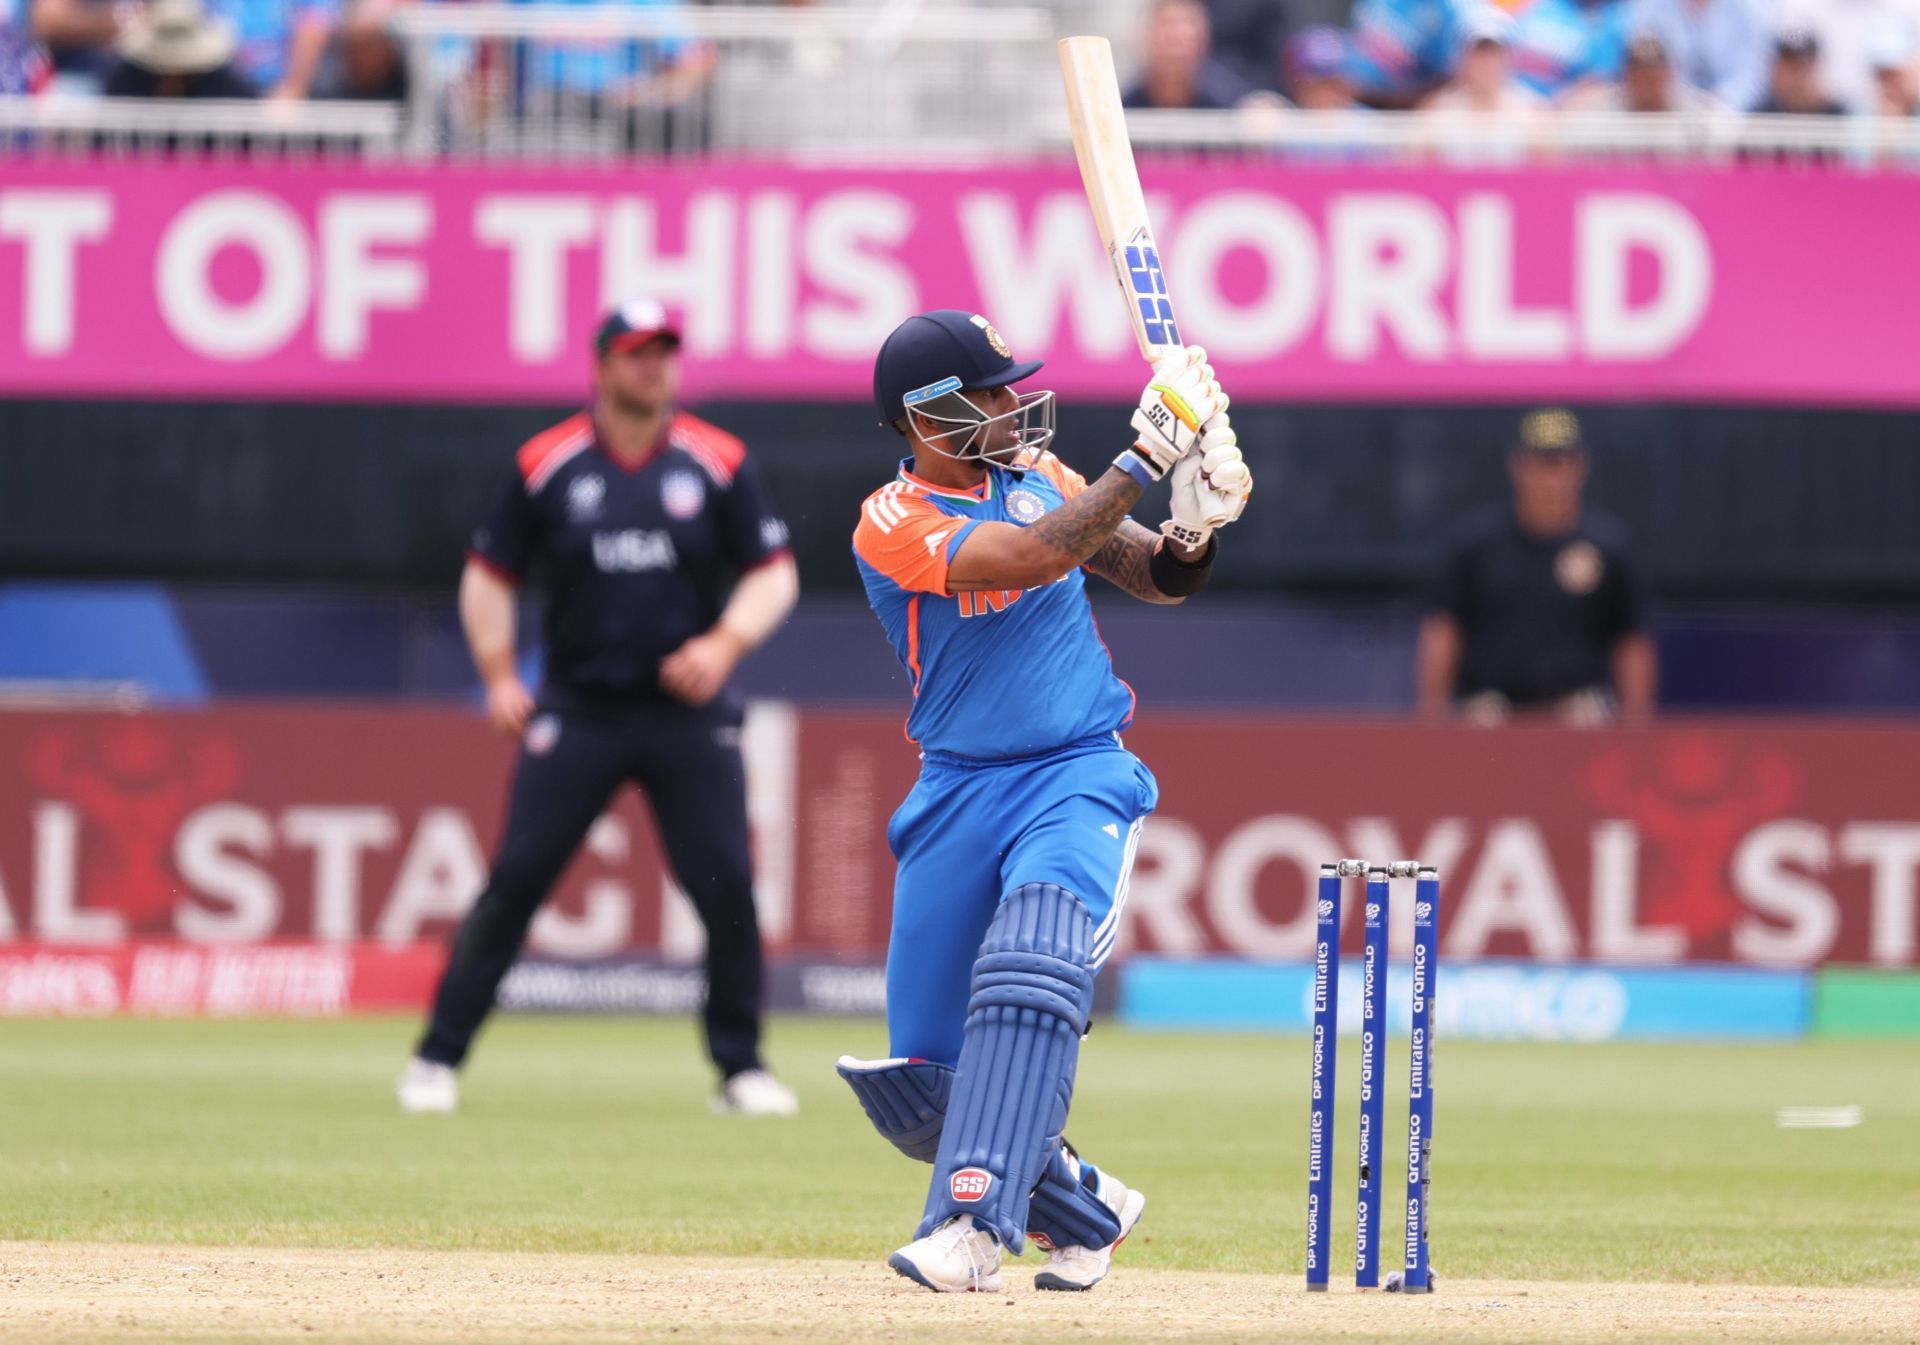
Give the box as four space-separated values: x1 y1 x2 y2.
1150 534 1215 597
1112 450 1157 490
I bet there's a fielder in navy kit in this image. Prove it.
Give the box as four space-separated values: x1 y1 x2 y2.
835 311 1253 1293
397 299 802 1118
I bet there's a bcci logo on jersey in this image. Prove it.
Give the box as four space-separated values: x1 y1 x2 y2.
1005 489 1045 526
1119 226 1179 348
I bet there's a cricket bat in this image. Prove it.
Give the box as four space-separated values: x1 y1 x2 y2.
1058 35 1182 362
1061 35 1236 526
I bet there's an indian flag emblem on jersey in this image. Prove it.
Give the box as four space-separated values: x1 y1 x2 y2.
1006 489 1045 526
661 470 706 520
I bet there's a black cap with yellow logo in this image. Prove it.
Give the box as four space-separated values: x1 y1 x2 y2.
1517 408 1585 454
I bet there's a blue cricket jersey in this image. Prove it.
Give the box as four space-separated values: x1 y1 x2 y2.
1348 0 1463 101
1511 0 1629 98
852 454 1136 761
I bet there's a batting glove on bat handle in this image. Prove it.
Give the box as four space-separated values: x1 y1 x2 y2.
1163 416 1252 546
1115 345 1226 487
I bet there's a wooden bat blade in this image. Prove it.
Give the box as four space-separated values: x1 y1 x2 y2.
1058 35 1183 360
1058 36 1145 253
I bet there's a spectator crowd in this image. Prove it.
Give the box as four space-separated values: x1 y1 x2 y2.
1124 0 1920 123
0 0 710 108
1 0 406 100
2 0 1917 140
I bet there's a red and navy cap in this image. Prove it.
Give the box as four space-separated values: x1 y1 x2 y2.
594 298 682 355
873 310 1044 426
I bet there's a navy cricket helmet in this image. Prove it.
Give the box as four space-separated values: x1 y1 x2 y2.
873 310 1052 464
873 311 1044 425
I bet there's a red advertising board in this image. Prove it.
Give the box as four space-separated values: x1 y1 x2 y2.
0 942 444 1016
0 707 1915 977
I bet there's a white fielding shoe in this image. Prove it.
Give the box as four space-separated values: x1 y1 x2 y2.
395 1058 458 1114
888 1216 1004 1293
710 1069 799 1117
1033 1174 1147 1292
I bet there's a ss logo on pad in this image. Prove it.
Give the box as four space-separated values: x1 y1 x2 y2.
949 1168 993 1202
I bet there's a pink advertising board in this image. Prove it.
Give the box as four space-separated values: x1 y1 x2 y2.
0 159 1912 405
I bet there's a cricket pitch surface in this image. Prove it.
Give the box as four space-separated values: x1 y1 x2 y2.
5 1242 1917 1345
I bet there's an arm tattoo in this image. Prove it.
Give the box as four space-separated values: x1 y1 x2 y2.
1086 520 1182 604
949 466 1144 591
1027 466 1143 568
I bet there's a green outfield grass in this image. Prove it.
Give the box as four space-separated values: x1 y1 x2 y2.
0 1016 1915 1286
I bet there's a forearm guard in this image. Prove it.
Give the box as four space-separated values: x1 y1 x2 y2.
1149 534 1215 598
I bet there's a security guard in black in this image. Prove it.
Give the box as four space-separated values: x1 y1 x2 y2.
1418 409 1655 724
412 302 800 1113
1432 509 1645 701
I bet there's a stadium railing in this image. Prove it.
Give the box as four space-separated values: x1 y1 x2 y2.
0 95 401 159
1120 107 1920 168
388 3 1058 158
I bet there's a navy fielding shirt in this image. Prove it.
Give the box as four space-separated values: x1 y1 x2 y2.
1429 506 1648 706
469 410 792 699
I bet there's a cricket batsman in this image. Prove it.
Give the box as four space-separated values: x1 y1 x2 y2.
836 310 1250 1292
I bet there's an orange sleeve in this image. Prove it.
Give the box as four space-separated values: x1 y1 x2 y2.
1030 452 1089 501
854 486 980 596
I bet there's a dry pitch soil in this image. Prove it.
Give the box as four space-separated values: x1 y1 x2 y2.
3 1243 1917 1345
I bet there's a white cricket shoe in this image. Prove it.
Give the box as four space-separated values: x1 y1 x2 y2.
1033 1173 1147 1292
888 1215 1004 1293
395 1058 458 1114
710 1068 799 1117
